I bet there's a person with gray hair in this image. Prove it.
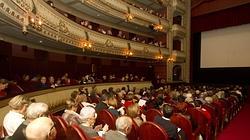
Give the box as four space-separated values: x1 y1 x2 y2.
3 95 30 136
10 102 49 140
25 117 56 140
104 116 132 140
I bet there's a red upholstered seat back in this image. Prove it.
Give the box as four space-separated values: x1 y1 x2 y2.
145 109 162 122
127 119 139 140
171 113 194 140
138 122 168 140
67 124 89 140
50 116 68 140
0 125 8 138
96 109 116 130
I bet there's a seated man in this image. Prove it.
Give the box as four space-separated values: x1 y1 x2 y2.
3 95 30 136
25 117 56 140
11 102 49 140
79 106 108 138
104 116 132 140
154 104 185 140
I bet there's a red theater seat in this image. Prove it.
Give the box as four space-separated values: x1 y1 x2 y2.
145 109 162 122
187 107 211 140
50 116 68 140
96 109 116 130
67 124 90 140
171 113 198 140
127 119 139 140
138 122 168 140
0 125 8 138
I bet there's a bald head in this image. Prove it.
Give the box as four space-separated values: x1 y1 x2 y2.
26 117 56 140
115 116 133 135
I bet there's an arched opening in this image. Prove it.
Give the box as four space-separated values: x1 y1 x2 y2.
173 65 182 81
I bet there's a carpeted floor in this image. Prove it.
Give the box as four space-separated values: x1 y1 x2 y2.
218 96 250 140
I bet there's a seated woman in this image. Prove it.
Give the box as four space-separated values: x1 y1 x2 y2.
107 97 120 118
62 100 82 125
126 103 146 126
124 92 134 108
3 95 30 136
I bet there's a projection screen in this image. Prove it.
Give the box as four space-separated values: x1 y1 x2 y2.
200 23 250 68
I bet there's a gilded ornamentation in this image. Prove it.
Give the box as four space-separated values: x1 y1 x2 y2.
58 20 69 34
105 39 113 47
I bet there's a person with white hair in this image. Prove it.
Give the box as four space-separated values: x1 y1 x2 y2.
3 95 30 136
104 116 132 140
25 117 56 140
11 102 49 140
79 106 108 138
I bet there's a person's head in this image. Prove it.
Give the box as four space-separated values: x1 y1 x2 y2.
115 116 133 135
70 91 80 103
125 92 134 101
65 99 78 112
26 102 49 120
80 107 96 127
108 97 118 108
162 104 173 118
126 103 140 118
40 76 47 84
49 76 55 84
23 74 30 81
9 95 30 114
25 117 56 140
100 93 109 103
205 96 213 104
0 79 8 91
194 100 203 108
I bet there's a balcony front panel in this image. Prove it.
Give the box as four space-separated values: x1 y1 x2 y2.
83 0 169 31
172 24 186 38
3 0 169 60
173 0 186 14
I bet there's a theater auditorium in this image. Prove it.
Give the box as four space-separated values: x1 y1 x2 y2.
0 0 250 140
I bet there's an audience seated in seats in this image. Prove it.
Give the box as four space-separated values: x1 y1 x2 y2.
3 95 30 136
79 107 109 138
62 100 82 125
104 116 132 140
37 76 49 90
154 104 185 140
126 103 146 126
10 102 49 140
95 94 109 113
0 79 8 98
107 97 120 118
25 117 56 140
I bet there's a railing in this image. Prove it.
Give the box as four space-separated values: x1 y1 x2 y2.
172 24 186 38
0 81 152 125
84 0 169 31
173 0 186 14
1 0 170 59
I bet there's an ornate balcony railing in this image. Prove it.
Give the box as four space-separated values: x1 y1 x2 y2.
173 0 186 14
172 24 186 38
1 0 170 60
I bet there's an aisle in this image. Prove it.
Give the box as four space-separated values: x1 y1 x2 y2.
218 96 250 140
